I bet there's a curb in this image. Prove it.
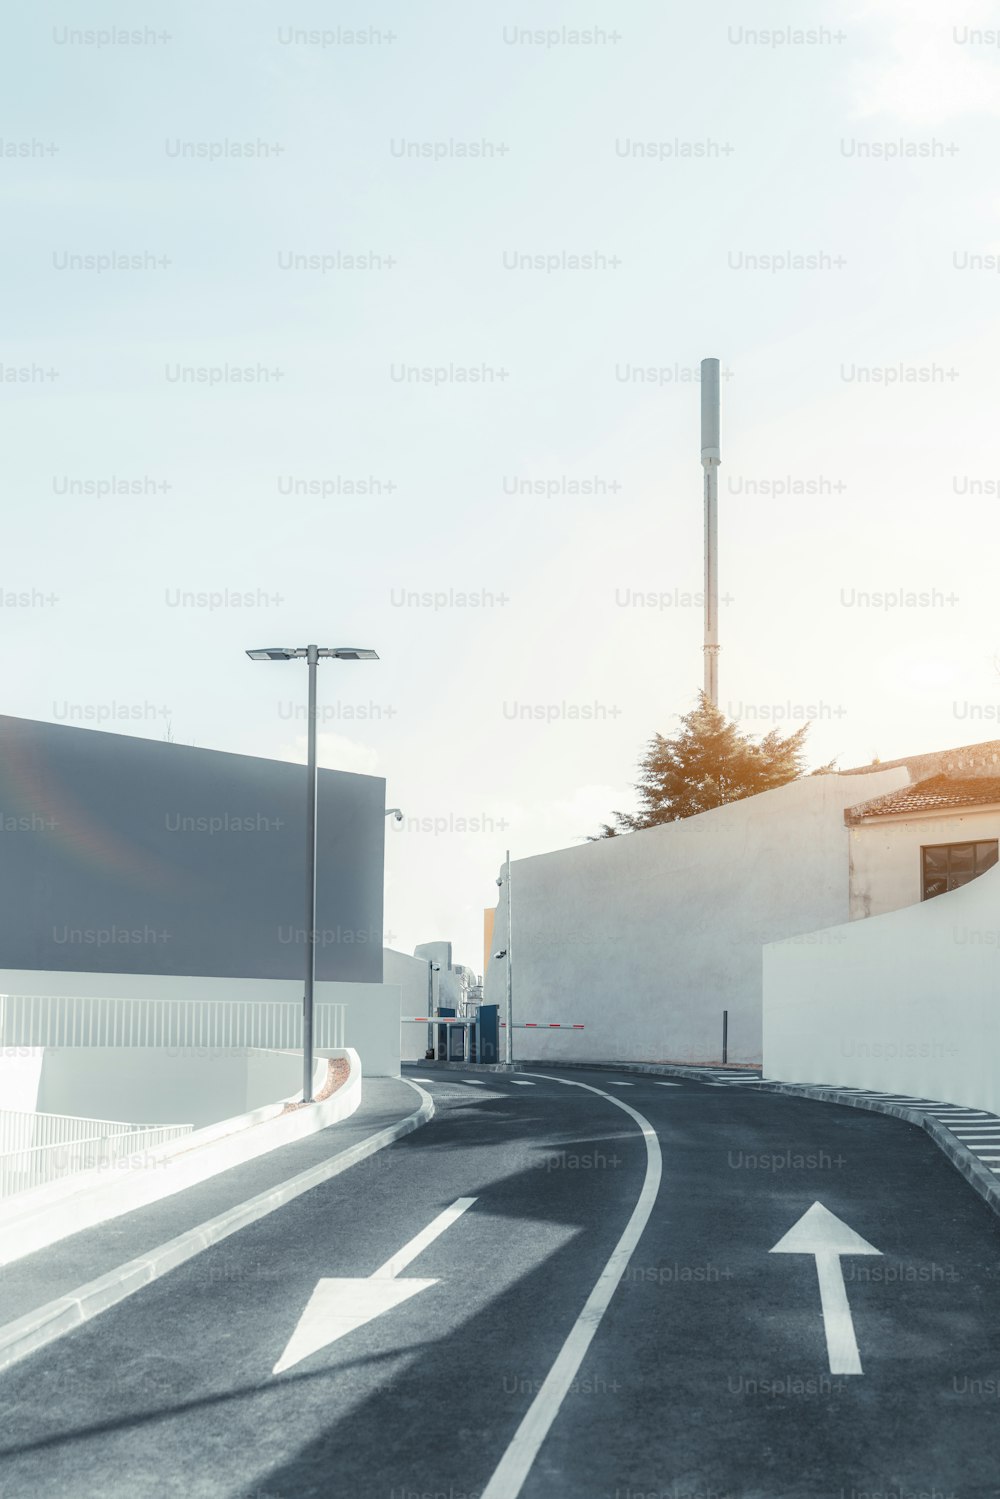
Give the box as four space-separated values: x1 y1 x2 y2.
0 1080 433 1376
0 1050 362 1272
546 1061 1000 1223
405 1060 527 1074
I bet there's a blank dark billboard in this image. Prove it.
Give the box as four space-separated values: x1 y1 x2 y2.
0 716 385 981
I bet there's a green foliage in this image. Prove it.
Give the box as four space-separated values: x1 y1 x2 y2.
595 693 825 838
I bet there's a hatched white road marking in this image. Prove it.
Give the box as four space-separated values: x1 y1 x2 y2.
480 1073 662 1499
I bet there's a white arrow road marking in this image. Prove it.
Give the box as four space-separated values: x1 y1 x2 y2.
481 1073 662 1499
272 1197 476 1375
770 1201 881 1376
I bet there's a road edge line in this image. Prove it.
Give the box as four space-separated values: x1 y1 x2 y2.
480 1071 662 1499
0 1081 433 1377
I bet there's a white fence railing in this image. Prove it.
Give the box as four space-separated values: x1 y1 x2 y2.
0 994 346 1051
0 1107 191 1156
0 1123 194 1199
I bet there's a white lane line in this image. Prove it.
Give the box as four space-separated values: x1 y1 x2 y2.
509 1080 535 1086
462 1080 487 1086
653 1082 682 1088
480 1073 662 1499
410 1077 434 1083
605 1082 634 1088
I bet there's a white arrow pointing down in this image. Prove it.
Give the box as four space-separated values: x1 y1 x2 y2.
770 1201 881 1376
273 1197 476 1375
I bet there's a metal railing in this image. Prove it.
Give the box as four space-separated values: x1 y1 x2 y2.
0 1123 194 1199
0 1107 190 1156
0 993 347 1051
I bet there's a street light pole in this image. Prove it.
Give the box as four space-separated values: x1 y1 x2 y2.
504 850 513 1065
246 643 379 1104
303 644 319 1106
425 960 439 1058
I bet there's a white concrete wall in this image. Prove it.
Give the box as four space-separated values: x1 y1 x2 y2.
35 1047 304 1127
0 970 401 1077
384 948 434 1062
763 862 1000 1114
319 980 400 1077
849 808 1000 918
482 768 907 1066
0 1048 44 1112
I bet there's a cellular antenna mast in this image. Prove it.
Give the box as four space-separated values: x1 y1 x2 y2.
701 357 721 707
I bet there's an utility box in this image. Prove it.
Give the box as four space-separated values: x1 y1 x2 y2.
476 1005 499 1065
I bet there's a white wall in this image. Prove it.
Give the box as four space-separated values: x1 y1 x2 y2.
482 768 907 1065
35 1047 304 1127
0 1048 44 1112
763 862 1000 1114
0 970 401 1077
317 980 400 1077
384 948 434 1062
849 808 1000 918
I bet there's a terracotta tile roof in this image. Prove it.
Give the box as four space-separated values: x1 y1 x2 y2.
842 739 1000 777
846 774 1000 824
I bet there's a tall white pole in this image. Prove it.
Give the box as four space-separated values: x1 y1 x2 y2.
303 644 319 1103
701 358 721 708
504 850 513 1065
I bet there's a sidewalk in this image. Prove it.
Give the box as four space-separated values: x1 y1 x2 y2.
0 1077 427 1371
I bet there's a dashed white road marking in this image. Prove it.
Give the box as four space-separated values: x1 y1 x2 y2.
653 1082 682 1088
509 1080 535 1086
605 1082 634 1088
480 1073 662 1499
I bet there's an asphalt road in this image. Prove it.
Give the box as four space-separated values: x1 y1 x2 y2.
0 1065 998 1499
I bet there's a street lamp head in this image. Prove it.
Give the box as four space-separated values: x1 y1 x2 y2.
246 646 378 662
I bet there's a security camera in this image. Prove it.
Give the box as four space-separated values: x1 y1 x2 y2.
493 949 507 959
496 875 503 887
393 809 403 822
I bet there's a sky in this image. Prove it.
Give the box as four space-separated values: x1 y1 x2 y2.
4 0 1000 972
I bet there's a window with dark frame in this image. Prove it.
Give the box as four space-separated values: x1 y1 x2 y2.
921 839 999 900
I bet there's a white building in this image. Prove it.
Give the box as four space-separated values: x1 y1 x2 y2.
482 738 1000 1067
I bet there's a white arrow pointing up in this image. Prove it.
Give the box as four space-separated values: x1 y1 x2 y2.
273 1197 476 1376
770 1201 881 1376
